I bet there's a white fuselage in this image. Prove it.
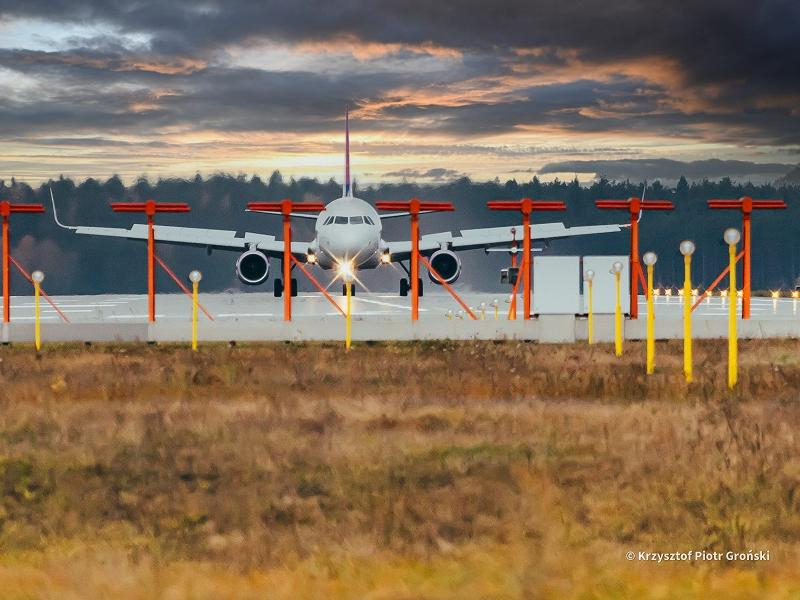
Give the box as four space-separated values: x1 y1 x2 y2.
311 196 384 270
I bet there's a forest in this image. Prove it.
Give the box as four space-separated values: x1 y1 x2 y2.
1 172 798 295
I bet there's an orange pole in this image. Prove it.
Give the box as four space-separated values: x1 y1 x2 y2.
9 256 70 323
522 210 531 320
508 253 526 320
283 213 291 321
2 215 8 324
411 211 419 321
147 213 155 323
154 255 215 321
420 255 477 320
289 255 346 317
691 250 744 311
629 206 639 319
742 212 751 319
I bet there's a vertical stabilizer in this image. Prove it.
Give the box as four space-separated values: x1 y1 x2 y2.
344 108 351 197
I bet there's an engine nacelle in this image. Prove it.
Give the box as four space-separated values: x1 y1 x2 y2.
428 249 462 284
235 250 270 285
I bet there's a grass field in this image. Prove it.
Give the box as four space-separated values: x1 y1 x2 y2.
1 339 799 599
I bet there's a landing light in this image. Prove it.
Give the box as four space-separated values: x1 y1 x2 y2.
380 251 391 264
307 251 317 264
771 290 780 299
338 261 355 283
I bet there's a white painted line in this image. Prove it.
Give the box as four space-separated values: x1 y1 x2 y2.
105 314 165 319
216 313 274 317
352 297 428 312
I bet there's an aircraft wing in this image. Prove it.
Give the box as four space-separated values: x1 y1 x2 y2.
70 224 309 259
385 222 625 259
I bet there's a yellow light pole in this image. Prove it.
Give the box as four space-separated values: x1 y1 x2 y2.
584 269 595 344
491 298 499 320
344 270 354 350
610 261 624 356
642 252 657 374
188 270 202 351
679 240 696 382
31 270 44 351
479 302 486 320
724 228 741 389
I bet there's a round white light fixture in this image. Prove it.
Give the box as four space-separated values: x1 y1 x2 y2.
724 228 741 245
611 261 624 274
31 270 44 283
679 240 696 256
189 270 202 283
584 269 595 282
642 251 658 266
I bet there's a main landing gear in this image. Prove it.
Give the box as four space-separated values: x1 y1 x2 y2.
397 259 423 297
274 278 298 298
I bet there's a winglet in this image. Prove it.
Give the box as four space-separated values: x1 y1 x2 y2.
50 186 77 230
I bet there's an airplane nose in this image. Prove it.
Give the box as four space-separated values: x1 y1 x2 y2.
324 227 375 265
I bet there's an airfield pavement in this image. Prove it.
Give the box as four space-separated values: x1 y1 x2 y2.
1 292 799 343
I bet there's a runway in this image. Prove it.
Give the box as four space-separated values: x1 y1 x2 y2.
3 291 799 322
2 291 799 344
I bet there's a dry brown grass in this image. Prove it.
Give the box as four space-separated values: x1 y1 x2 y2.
0 340 799 598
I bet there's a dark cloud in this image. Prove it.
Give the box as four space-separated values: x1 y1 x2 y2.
4 1 798 92
0 0 797 179
539 158 795 182
384 167 464 181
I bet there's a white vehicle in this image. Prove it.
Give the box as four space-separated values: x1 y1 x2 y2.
51 111 625 297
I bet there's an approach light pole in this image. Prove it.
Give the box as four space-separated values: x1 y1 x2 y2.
610 261 624 356
679 240 696 383
724 228 741 389
31 270 44 351
1 200 45 323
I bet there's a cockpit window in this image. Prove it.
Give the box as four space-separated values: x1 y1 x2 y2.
323 216 334 225
350 216 364 224
334 216 348 225
364 216 374 225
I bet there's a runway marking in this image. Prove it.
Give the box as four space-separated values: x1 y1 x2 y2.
10 309 95 315
105 314 167 319
351 297 429 312
216 313 274 318
10 316 61 321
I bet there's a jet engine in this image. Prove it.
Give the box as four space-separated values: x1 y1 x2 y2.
235 249 270 285
428 249 462 284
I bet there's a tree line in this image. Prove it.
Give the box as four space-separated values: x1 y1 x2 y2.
0 172 797 295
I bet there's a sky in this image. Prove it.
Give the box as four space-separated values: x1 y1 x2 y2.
0 0 798 185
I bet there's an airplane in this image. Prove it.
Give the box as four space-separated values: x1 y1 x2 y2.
51 110 626 297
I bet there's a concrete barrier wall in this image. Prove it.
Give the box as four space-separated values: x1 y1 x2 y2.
3 316 799 344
